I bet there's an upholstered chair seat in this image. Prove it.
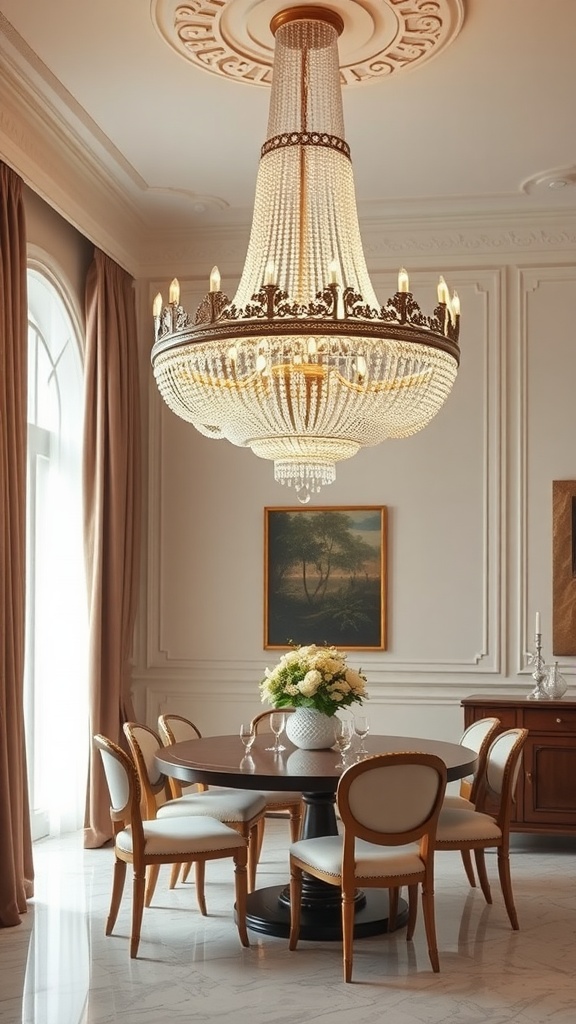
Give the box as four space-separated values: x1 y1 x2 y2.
436 807 502 843
114 815 248 858
156 788 266 822
290 835 426 880
441 794 474 811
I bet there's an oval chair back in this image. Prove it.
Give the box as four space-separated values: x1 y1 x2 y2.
123 721 173 816
458 716 501 803
157 713 206 795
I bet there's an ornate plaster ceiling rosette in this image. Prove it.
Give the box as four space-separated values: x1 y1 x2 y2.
152 0 464 87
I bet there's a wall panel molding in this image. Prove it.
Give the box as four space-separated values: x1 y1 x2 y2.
145 268 504 678
516 265 576 675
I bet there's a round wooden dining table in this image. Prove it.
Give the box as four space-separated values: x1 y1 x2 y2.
156 733 477 941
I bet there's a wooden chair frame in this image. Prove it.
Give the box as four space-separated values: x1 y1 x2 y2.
158 713 207 795
289 751 447 982
94 734 249 958
124 721 264 897
436 727 528 930
452 716 501 886
250 708 303 856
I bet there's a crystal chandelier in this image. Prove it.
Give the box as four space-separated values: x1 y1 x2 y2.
152 5 461 504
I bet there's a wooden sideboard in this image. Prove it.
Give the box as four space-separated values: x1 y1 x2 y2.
461 694 576 836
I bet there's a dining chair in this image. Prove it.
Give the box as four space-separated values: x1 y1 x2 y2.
443 716 501 886
445 717 502 808
157 713 207 794
94 733 250 958
156 713 209 886
123 721 266 901
159 711 274 883
288 751 447 982
435 727 529 930
249 708 303 857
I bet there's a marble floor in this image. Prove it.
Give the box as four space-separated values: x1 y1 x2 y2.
1 820 575 1024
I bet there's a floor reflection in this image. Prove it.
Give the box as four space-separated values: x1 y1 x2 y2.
0 824 574 1024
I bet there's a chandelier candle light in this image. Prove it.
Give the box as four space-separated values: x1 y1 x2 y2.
152 6 461 504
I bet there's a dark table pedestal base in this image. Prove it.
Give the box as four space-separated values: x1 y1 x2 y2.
244 885 408 941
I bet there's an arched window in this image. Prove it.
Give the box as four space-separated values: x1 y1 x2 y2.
25 261 88 838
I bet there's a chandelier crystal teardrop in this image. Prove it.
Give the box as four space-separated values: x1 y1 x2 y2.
151 5 461 505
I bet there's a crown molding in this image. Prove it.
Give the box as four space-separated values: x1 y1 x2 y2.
3 10 576 280
139 209 576 280
0 71 145 275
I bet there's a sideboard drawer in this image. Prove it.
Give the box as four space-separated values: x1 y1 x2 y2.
522 707 576 734
463 704 517 730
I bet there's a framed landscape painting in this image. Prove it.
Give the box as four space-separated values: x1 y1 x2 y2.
264 506 387 650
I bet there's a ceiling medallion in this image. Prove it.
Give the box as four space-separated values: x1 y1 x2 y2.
522 167 576 194
153 0 464 86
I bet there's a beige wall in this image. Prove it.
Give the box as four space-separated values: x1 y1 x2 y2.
17 184 576 746
134 219 576 743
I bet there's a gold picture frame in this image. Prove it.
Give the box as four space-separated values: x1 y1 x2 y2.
264 505 387 651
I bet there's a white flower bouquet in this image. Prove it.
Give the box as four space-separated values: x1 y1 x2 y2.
259 643 368 717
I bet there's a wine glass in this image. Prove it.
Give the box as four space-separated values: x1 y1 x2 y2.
334 718 354 768
265 712 286 753
354 713 369 757
239 723 255 756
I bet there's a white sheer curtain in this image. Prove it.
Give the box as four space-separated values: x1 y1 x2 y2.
25 263 88 837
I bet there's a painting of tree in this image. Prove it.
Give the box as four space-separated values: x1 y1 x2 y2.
264 506 387 649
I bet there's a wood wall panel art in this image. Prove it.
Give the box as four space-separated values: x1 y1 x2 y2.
552 480 576 655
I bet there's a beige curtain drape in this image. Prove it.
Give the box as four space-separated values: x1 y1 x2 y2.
83 248 141 848
0 162 34 927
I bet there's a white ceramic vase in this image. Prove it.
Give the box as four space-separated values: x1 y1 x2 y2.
285 707 336 750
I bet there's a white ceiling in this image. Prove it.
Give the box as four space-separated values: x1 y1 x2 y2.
1 0 576 248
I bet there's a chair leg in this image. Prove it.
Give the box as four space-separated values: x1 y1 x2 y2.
130 869 146 959
144 864 160 907
255 816 266 862
247 823 259 892
288 862 302 950
289 804 303 843
460 849 476 887
181 862 192 882
474 849 492 904
106 857 126 935
406 884 418 940
421 883 440 973
169 863 180 889
342 888 355 983
233 850 250 948
388 887 399 931
195 861 207 916
497 848 519 930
